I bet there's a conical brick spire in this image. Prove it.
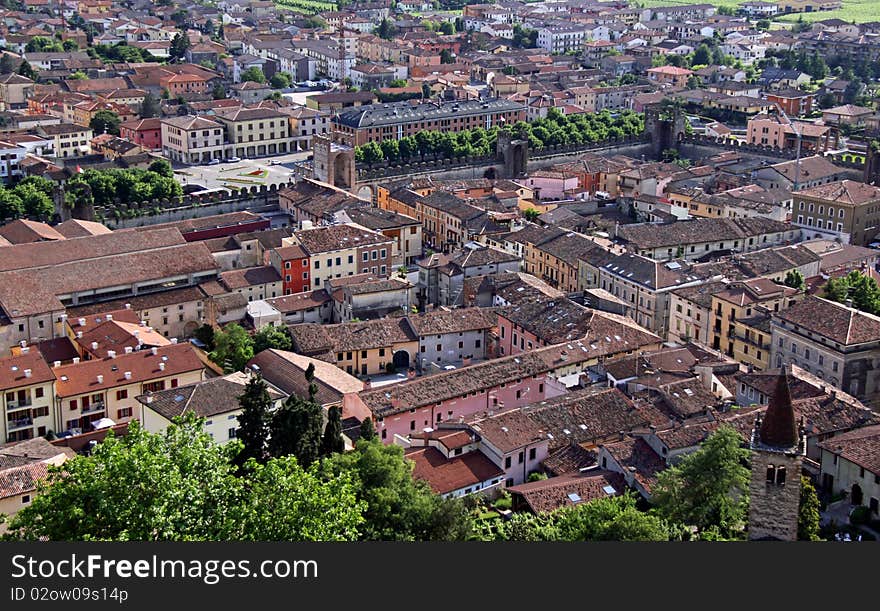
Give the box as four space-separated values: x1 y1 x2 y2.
759 372 798 448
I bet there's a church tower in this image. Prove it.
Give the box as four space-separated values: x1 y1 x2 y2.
747 370 805 541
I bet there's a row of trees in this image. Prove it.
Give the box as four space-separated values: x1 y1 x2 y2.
0 413 822 541
355 108 645 164
65 160 182 209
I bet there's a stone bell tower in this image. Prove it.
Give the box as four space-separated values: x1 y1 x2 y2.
747 369 805 541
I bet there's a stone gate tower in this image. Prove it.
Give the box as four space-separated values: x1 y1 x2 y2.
643 101 687 161
312 133 355 190
747 370 805 541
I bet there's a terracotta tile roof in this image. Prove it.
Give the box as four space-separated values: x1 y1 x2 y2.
53 343 204 398
0 351 55 391
0 461 48 500
0 219 65 244
405 446 503 495
75 319 170 358
0 437 73 463
54 219 112 239
797 180 880 207
542 443 598 476
817 424 880 475
775 295 880 345
290 317 416 354
138 371 283 421
406 308 497 337
601 436 665 493
65 287 206 319
294 224 392 255
361 324 660 418
125 212 263 235
265 290 331 314
219 265 281 290
0 226 185 273
247 349 362 406
507 470 625 513
617 217 792 250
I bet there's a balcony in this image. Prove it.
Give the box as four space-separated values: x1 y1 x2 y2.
81 402 105 416
735 334 769 351
6 416 33 432
5 400 32 412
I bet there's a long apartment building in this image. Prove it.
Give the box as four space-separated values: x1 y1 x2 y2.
0 227 218 352
332 98 526 147
1 342 205 442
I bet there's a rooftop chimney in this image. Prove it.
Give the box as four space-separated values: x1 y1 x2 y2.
151 347 158 356
133 330 140 338
363 377 372 390
107 350 116 359
91 342 99 350
20 346 29 354
106 314 113 321
96 374 103 384
124 371 132 380
144 390 153 404
125 303 131 309
19 340 26 348
124 346 133 354
76 331 83 338
72 357 80 364
422 427 433 446
170 338 178 344
24 369 31 378
53 361 61 368
159 362 165 371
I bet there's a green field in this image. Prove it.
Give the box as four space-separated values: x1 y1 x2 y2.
638 0 879 23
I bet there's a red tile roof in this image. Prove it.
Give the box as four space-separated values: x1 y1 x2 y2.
405 447 503 495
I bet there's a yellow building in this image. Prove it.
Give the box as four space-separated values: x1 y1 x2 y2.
213 106 293 158
710 278 801 364
52 343 205 435
1 351 56 444
36 123 93 158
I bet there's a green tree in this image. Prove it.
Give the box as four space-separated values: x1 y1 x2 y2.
822 271 880 315
210 323 254 373
651 425 750 538
320 405 345 457
798 476 821 541
756 19 771 31
170 32 191 62
0 53 16 74
193 323 215 350
388 78 408 88
148 158 173 179
376 18 397 40
89 109 121 136
0 187 25 221
440 49 454 64
269 71 292 89
320 439 473 541
692 43 712 66
232 457 363 540
69 70 89 81
252 324 292 354
235 375 274 466
556 493 670 541
17 60 37 80
212 82 227 100
241 66 266 84
784 269 805 290
62 39 79 51
1 416 241 541
523 208 540 222
139 92 160 118
358 417 376 442
822 275 850 303
268 393 323 468
203 18 215 36
13 183 53 219
439 21 454 35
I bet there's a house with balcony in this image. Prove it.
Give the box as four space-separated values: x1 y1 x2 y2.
1 350 55 443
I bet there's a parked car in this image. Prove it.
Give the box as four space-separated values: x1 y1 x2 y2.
207 158 220 165
226 156 241 163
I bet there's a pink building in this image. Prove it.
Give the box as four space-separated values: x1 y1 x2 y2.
524 169 580 201
345 323 661 443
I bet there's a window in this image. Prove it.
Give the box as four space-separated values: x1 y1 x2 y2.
518 451 524 464
505 456 511 469
380 249 386 259
529 448 536 460
70 399 77 411
362 252 369 262
34 388 43 399
116 389 128 401
117 407 132 419
314 260 320 269
379 348 385 357
228 428 237 439
21 495 30 504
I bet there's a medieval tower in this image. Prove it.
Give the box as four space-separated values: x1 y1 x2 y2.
747 370 805 541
